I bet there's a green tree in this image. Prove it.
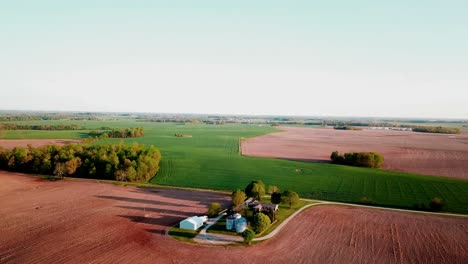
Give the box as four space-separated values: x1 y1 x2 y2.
252 212 271 234
267 185 279 194
242 229 255 245
330 151 340 162
231 189 247 207
282 190 300 208
245 180 265 201
207 202 221 217
65 157 81 175
271 192 282 204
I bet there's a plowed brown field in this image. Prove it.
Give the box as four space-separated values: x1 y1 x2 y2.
0 139 81 149
241 126 468 179
1 172 467 264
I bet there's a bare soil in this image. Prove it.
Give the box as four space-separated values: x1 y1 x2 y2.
1 172 467 264
241 126 468 179
0 139 81 150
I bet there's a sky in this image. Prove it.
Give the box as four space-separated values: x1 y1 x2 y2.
1 0 467 119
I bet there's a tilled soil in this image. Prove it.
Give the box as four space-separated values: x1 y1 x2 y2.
1 172 467 264
241 126 468 179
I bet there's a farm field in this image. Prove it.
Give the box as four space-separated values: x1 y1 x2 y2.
1 120 468 213
0 172 466 264
242 126 468 180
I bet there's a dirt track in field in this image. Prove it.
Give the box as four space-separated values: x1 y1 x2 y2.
1 172 467 264
0 139 81 149
241 126 468 179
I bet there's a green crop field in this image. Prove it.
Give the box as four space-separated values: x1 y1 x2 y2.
1 120 468 214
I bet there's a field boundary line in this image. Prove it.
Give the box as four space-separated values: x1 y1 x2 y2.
253 202 327 241
303 199 468 218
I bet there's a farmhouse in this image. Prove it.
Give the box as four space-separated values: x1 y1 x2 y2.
247 201 278 212
262 203 279 212
179 216 207 230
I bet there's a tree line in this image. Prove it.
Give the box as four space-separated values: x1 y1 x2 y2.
0 123 83 130
333 125 362 130
0 123 148 138
88 127 145 138
325 121 461 134
0 114 99 121
412 126 460 134
330 151 384 168
0 142 161 182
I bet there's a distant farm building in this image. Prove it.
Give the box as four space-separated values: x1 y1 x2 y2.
179 216 207 230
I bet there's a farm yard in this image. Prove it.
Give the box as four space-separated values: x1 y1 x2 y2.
241 126 468 180
0 172 466 264
1 120 468 214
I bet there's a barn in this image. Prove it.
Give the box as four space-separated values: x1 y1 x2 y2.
179 216 207 230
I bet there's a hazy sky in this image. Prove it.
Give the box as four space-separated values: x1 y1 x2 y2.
1 1 467 118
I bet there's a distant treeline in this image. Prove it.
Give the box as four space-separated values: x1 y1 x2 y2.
0 123 145 138
323 121 461 134
0 123 83 130
137 118 229 125
330 151 384 168
137 118 193 123
0 142 160 182
0 114 98 122
412 126 460 134
334 125 362 130
88 127 144 138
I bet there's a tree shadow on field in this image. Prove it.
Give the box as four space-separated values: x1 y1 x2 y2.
130 187 231 208
117 214 187 234
118 214 161 225
95 195 186 207
144 228 167 235
116 205 194 218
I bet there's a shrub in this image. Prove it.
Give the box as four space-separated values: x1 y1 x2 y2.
429 197 445 211
359 197 373 204
242 229 255 245
251 213 271 234
207 202 222 217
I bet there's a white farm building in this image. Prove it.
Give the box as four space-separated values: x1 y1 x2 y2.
179 216 207 230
